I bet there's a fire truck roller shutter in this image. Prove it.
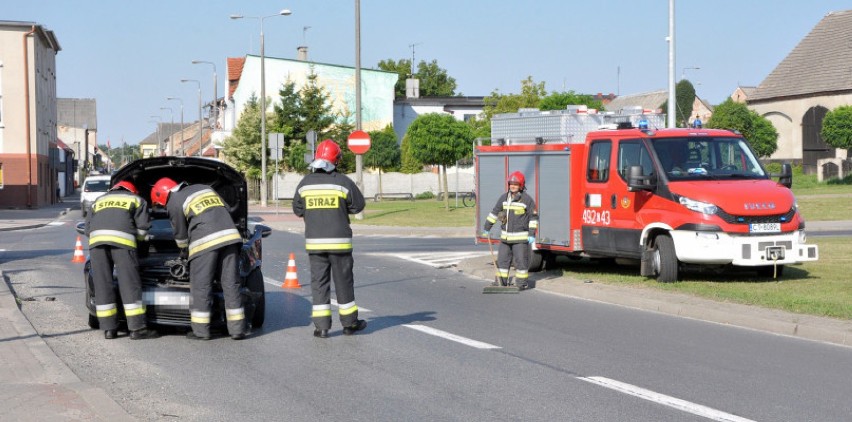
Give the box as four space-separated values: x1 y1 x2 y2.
477 153 508 237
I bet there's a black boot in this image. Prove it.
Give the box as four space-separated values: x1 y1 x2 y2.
313 328 329 338
186 331 211 341
343 320 367 335
130 328 159 340
104 329 118 339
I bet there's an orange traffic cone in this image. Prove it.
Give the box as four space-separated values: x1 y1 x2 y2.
71 236 86 263
281 253 302 288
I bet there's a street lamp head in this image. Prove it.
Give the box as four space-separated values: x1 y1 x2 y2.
229 14 243 20
191 60 202 64
279 9 292 16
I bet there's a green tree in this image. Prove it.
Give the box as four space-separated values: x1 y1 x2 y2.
271 80 300 145
364 125 401 198
221 95 262 178
406 113 472 209
659 79 697 127
483 76 547 119
299 70 336 141
377 58 457 97
821 105 852 149
706 99 778 157
399 134 423 174
415 59 457 96
325 111 356 174
284 141 309 174
377 58 412 98
540 90 603 111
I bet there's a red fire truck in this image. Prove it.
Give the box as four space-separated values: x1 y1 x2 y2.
475 107 819 282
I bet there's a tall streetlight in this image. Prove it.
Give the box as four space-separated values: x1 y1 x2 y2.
191 60 218 127
166 97 184 155
231 9 292 207
681 66 700 81
148 116 162 157
180 79 203 157
159 107 174 155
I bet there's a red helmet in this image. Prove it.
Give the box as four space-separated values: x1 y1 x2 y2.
111 180 138 194
507 171 526 190
315 139 342 165
151 177 178 207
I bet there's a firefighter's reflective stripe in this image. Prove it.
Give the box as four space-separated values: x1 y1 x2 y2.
496 268 510 278
300 187 349 209
338 301 358 316
515 269 529 280
136 229 148 241
124 301 146 317
312 304 332 318
297 184 350 197
89 229 137 248
96 303 118 318
503 202 527 213
529 220 538 229
226 307 245 321
191 311 211 324
501 231 530 242
182 188 225 216
188 229 242 256
305 237 353 251
486 213 498 223
175 238 189 248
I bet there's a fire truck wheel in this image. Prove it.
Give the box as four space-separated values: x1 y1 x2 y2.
653 234 678 283
528 251 543 272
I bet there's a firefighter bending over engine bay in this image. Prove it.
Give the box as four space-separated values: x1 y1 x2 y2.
482 171 539 290
150 177 248 341
85 180 159 340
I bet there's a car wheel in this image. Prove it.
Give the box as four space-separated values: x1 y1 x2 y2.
88 313 100 329
528 250 545 272
653 234 678 283
82 207 87 218
247 270 266 328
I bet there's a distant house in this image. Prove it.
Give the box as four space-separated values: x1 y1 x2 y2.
393 96 485 142
730 86 757 104
747 10 852 173
604 89 712 128
57 98 97 184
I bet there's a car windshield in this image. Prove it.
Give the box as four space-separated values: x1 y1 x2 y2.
651 137 767 181
84 179 110 192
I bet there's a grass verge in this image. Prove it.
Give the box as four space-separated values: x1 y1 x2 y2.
553 237 851 320
360 199 475 227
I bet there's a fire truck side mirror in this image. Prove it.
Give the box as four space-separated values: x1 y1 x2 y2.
627 165 656 192
776 163 793 189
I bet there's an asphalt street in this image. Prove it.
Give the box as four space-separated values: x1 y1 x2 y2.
3 209 852 421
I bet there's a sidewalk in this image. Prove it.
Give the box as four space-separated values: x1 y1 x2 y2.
0 191 133 420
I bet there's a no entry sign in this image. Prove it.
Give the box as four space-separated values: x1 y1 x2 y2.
347 130 371 154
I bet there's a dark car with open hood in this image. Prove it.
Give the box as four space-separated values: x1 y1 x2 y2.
77 157 270 331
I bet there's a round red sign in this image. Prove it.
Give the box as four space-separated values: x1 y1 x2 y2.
347 130 371 155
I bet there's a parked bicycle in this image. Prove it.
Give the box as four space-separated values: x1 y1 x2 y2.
462 190 476 207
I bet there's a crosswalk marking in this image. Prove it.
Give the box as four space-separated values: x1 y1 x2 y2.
371 251 489 269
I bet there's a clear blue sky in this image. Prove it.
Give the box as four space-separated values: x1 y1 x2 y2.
7 0 851 145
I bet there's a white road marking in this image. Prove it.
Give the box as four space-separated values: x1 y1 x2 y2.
577 376 756 422
47 221 65 226
376 251 489 269
403 324 500 349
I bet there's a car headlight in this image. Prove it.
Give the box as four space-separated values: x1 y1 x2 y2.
677 195 718 215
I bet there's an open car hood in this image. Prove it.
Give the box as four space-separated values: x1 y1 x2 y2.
112 157 248 233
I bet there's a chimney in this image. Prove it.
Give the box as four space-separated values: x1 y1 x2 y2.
297 46 308 61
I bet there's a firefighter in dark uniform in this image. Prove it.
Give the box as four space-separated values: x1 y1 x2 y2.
482 171 539 290
85 180 158 340
293 139 367 339
150 177 247 341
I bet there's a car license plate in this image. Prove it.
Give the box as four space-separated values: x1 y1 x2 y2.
749 223 781 233
143 291 190 307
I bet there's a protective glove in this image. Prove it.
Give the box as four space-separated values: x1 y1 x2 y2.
179 248 188 260
528 236 535 244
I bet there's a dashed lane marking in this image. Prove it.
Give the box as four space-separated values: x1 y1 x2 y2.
403 324 500 349
578 376 756 422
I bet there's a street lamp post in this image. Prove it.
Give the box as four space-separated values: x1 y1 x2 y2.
191 60 218 128
148 116 162 157
681 66 700 81
231 9 292 207
160 107 174 155
180 79 203 157
165 97 184 156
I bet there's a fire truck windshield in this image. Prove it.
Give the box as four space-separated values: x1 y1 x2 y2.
651 137 767 180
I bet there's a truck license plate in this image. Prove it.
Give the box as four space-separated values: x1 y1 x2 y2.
749 223 781 233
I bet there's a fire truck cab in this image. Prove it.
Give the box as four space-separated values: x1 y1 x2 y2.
475 107 819 282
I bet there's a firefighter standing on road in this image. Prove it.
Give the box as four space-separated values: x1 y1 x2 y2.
85 181 158 340
292 139 367 339
482 171 538 290
150 177 247 341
